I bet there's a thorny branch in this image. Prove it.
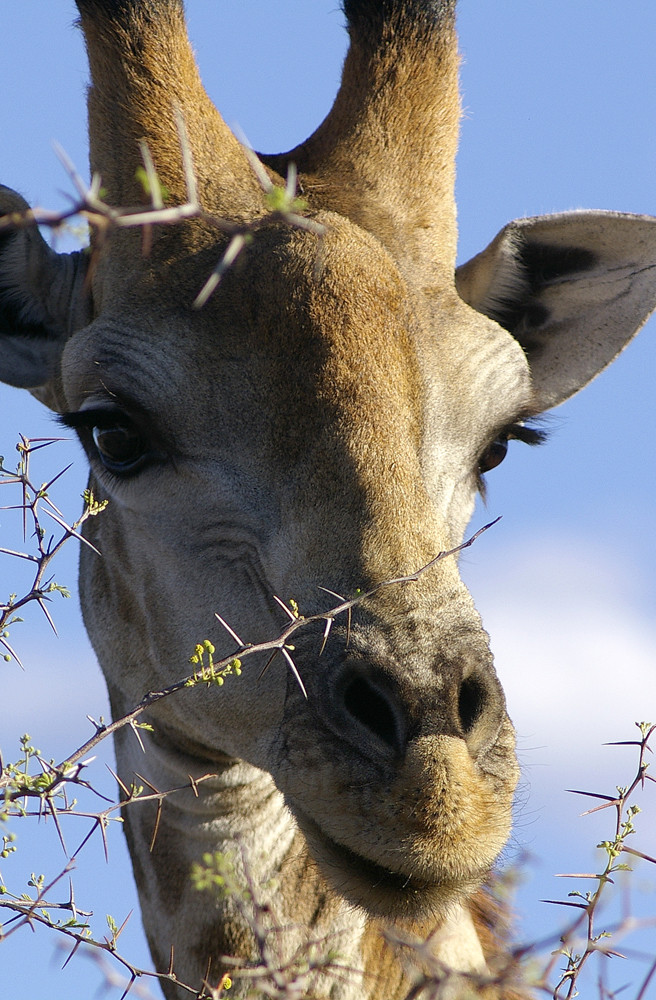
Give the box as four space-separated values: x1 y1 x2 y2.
0 434 501 799
0 434 507 998
0 110 325 308
0 446 501 793
1 438 654 998
0 436 107 666
540 721 656 999
191 845 359 998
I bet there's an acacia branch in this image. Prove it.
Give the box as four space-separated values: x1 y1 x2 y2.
1 517 500 795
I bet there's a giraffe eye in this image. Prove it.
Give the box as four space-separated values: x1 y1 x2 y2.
478 436 508 474
58 406 158 476
478 421 547 477
92 421 148 473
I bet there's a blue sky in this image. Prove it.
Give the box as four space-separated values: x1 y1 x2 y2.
1 3 655 997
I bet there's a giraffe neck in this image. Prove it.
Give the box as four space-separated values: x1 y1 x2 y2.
111 714 367 998
110 710 496 999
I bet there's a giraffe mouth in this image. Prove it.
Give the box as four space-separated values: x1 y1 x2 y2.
294 810 473 920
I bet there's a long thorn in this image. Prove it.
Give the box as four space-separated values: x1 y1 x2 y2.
257 649 279 681
272 594 298 623
319 617 333 656
174 106 199 207
281 646 307 699
214 611 244 647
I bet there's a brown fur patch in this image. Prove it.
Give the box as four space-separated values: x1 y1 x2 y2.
360 880 532 1000
470 883 530 999
189 916 256 992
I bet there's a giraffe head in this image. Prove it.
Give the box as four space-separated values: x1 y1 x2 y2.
1 0 655 972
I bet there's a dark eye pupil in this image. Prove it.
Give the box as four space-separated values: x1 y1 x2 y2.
92 424 145 471
479 436 508 474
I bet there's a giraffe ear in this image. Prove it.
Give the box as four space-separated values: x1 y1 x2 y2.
0 187 90 406
456 211 656 410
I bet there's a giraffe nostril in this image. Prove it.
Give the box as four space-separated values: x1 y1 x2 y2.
456 667 507 756
458 674 488 735
342 674 404 753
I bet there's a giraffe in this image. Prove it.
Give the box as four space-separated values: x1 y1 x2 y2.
1 2 655 997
